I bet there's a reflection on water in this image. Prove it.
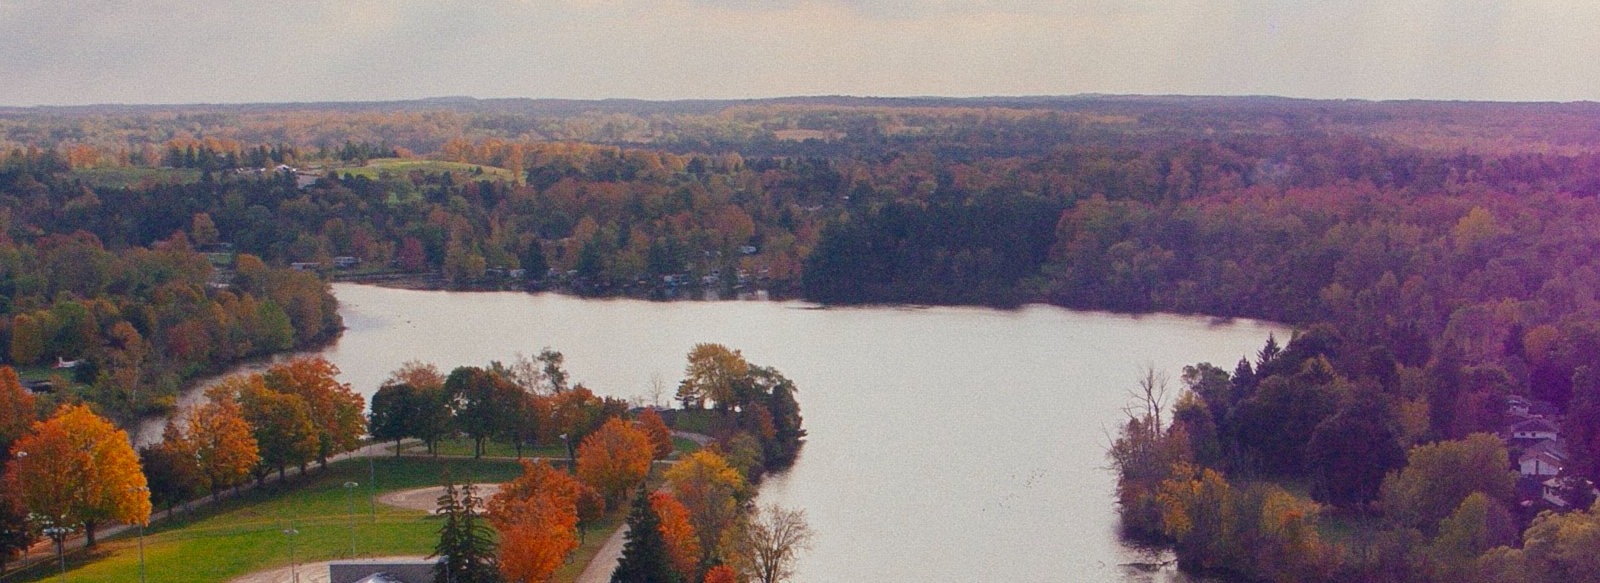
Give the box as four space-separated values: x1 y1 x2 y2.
170 283 1282 582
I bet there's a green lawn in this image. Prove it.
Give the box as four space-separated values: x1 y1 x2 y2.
69 167 201 188
14 457 524 583
335 158 518 183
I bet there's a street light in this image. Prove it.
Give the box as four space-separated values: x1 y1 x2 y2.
343 481 359 557
559 433 573 473
128 486 149 583
40 524 71 583
283 527 299 583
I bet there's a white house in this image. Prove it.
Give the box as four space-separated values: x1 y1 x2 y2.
1520 440 1568 477
1509 418 1560 442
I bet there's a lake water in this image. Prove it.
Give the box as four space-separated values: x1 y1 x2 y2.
166 283 1283 581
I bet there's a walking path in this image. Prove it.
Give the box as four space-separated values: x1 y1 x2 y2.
228 556 430 583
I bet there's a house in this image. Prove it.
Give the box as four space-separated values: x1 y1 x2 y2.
1508 418 1561 442
332 256 360 269
1507 395 1533 417
329 559 438 583
53 357 80 369
1520 440 1568 477
290 262 321 271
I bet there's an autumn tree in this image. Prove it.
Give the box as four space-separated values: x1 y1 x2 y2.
665 450 749 565
494 487 578 583
651 492 701 581
612 487 683 583
639 408 675 460
578 417 655 505
263 357 365 465
5 404 151 547
0 366 37 458
728 504 814 583
228 374 318 480
0 481 33 574
188 397 261 497
677 343 749 410
701 566 737 583
138 424 203 516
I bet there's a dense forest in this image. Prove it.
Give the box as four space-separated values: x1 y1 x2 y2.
6 95 1600 580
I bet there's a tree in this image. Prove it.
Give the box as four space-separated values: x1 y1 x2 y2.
729 504 813 583
578 418 654 505
446 366 521 458
665 451 748 565
0 366 37 459
677 344 748 410
487 459 587 582
638 409 675 460
433 476 498 583
1380 433 1516 531
5 403 151 547
230 375 318 480
701 566 737 583
1426 492 1515 582
651 492 701 581
188 397 261 496
139 424 203 517
371 382 420 455
263 357 365 465
1304 399 1405 507
612 487 683 583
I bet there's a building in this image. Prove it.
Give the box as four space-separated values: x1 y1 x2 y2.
1519 440 1568 477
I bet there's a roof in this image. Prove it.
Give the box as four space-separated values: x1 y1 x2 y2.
1511 418 1561 434
355 574 404 583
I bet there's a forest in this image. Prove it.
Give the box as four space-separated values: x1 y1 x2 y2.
4 95 1600 580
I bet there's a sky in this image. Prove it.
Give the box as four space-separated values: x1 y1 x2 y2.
2 0 1599 106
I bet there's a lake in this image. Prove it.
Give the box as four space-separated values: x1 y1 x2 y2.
168 283 1283 581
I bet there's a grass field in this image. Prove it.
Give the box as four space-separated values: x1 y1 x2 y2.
69 167 202 188
9 457 530 583
335 158 518 183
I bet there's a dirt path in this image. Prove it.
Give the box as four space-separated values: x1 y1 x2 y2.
229 556 429 583
377 483 502 513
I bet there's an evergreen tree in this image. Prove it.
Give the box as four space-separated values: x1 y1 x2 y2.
611 487 682 583
433 474 499 583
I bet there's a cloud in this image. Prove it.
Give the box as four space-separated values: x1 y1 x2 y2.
0 1 1597 105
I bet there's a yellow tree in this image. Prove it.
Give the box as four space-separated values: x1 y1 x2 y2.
187 397 260 496
676 343 749 410
577 418 654 505
651 491 701 580
665 450 748 564
5 404 150 547
0 366 37 456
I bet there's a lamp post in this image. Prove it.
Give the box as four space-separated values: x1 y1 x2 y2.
282 527 299 583
343 481 359 557
559 433 573 473
128 486 149 583
368 455 377 524
40 524 70 583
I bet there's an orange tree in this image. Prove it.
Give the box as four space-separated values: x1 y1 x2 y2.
638 408 674 460
263 357 365 465
576 417 654 505
5 404 151 546
651 491 701 580
0 366 36 457
187 397 260 495
488 460 586 583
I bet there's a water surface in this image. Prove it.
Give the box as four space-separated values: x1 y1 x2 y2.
193 284 1284 581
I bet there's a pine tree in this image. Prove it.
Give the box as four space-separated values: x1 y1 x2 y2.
433 474 500 583
611 487 682 583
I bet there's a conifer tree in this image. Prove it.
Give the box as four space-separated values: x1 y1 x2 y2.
611 487 682 583
433 474 499 583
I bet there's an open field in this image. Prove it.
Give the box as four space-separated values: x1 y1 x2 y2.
334 158 518 182
8 457 525 583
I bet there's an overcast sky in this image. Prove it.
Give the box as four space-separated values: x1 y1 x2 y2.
2 0 1598 106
